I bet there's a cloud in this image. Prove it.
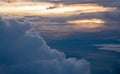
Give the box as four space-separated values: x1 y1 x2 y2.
0 1 116 17
0 17 90 74
0 0 119 34
1 0 119 40
34 18 106 39
67 18 105 29
95 44 120 52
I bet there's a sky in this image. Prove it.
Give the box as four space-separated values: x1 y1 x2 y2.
0 0 120 74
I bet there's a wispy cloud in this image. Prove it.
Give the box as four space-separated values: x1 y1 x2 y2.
0 0 119 38
67 18 105 29
95 44 120 52
0 1 116 17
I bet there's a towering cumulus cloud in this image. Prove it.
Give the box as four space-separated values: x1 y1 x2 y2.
0 17 90 74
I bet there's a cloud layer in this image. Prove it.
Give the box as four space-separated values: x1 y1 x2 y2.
0 17 90 74
0 1 116 17
95 44 120 52
0 0 119 35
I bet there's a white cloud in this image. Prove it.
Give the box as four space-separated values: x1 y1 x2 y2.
0 17 90 74
95 44 120 52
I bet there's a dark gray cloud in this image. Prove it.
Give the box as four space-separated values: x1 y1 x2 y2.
0 17 90 74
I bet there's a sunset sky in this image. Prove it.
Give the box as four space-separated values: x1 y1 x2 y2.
0 0 120 74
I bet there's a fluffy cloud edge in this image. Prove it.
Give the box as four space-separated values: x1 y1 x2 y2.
0 17 90 74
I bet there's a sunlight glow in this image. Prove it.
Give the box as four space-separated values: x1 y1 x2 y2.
67 19 105 29
0 1 117 17
67 19 105 24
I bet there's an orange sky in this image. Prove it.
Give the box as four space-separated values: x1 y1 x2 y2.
0 1 116 17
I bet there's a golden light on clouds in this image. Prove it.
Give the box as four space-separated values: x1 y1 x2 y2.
67 19 105 24
67 19 105 29
0 1 117 17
